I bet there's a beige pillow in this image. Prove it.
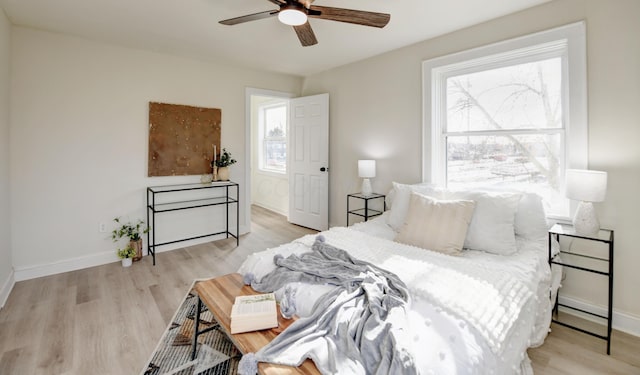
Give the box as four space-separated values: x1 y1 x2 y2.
395 193 476 255
386 182 447 231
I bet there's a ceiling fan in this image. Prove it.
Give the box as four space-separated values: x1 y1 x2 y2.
219 0 390 47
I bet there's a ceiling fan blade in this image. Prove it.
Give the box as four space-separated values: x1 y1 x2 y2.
219 10 279 25
266 0 285 5
293 22 318 47
308 6 390 28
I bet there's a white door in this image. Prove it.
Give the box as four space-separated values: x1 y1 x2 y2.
288 93 329 231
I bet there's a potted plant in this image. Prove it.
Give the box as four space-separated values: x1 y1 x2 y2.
214 148 237 181
112 217 149 262
117 245 137 267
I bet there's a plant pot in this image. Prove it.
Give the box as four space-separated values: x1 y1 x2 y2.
130 239 143 261
217 166 230 181
122 258 132 267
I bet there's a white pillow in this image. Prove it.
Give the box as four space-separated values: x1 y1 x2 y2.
461 186 549 240
386 182 446 231
448 191 521 255
395 193 476 255
514 192 549 240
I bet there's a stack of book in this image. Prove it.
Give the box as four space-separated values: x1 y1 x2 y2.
230 293 278 334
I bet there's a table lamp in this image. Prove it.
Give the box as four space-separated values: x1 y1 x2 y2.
564 169 607 235
358 160 376 196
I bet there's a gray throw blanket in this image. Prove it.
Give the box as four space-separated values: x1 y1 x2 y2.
238 235 418 375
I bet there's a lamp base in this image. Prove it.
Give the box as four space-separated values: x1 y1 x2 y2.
573 201 600 236
361 178 373 196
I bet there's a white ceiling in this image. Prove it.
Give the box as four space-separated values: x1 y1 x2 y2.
0 0 550 77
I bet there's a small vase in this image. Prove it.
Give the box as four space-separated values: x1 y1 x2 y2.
122 258 132 267
217 166 230 181
130 239 143 261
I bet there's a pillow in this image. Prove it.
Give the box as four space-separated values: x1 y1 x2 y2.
386 182 446 231
514 192 549 240
395 193 476 256
460 186 549 240
448 191 521 255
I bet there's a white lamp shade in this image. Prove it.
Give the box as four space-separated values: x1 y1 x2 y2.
358 160 376 178
565 169 607 202
278 8 307 26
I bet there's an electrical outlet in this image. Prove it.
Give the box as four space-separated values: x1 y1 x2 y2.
99 223 107 233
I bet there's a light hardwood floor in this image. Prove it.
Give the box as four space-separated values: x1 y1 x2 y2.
0 205 638 374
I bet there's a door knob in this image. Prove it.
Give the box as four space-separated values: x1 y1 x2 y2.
320 167 328 172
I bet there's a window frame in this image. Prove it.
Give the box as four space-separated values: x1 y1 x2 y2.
422 22 587 219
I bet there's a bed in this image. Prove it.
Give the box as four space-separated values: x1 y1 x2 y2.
237 182 562 374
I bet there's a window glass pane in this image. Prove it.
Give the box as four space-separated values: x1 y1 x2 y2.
446 58 562 132
446 133 567 215
260 104 287 173
265 106 287 137
263 140 286 172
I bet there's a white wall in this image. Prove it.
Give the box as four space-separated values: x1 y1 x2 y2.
9 27 302 278
302 0 640 332
250 95 289 216
0 10 12 307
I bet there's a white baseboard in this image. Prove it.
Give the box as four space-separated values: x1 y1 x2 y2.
558 295 640 337
14 250 118 281
251 202 287 217
0 269 15 308
13 226 249 282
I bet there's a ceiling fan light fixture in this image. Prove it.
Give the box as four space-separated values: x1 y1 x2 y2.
278 7 307 26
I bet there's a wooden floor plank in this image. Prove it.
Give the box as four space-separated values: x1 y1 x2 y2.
0 205 638 374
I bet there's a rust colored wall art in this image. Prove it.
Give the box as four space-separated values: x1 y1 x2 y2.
148 102 221 177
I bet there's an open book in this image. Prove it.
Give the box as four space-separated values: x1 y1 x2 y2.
230 293 278 334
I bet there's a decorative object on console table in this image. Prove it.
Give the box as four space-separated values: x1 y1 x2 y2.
358 159 376 196
347 192 386 226
217 167 229 181
211 144 217 181
200 173 213 183
214 148 236 181
564 169 608 235
111 217 149 262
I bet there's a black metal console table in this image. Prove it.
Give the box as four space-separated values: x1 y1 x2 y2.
548 223 614 354
146 182 239 265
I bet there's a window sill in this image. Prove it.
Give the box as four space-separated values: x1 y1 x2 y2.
257 169 287 179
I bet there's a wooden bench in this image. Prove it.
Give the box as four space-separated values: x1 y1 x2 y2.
191 273 320 375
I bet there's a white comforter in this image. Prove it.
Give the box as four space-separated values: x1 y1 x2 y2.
238 214 553 375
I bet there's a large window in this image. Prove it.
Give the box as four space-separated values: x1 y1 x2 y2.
259 103 287 174
423 22 587 218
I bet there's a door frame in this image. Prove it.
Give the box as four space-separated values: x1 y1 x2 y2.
244 87 296 228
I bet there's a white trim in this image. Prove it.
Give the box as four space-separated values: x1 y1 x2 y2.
14 249 118 281
258 101 288 175
0 269 15 308
251 202 287 217
12 227 248 282
558 295 640 338
422 22 587 219
245 87 296 230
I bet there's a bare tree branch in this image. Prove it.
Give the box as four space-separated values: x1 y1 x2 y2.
449 78 556 185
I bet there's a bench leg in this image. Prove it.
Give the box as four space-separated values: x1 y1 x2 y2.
191 296 202 360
